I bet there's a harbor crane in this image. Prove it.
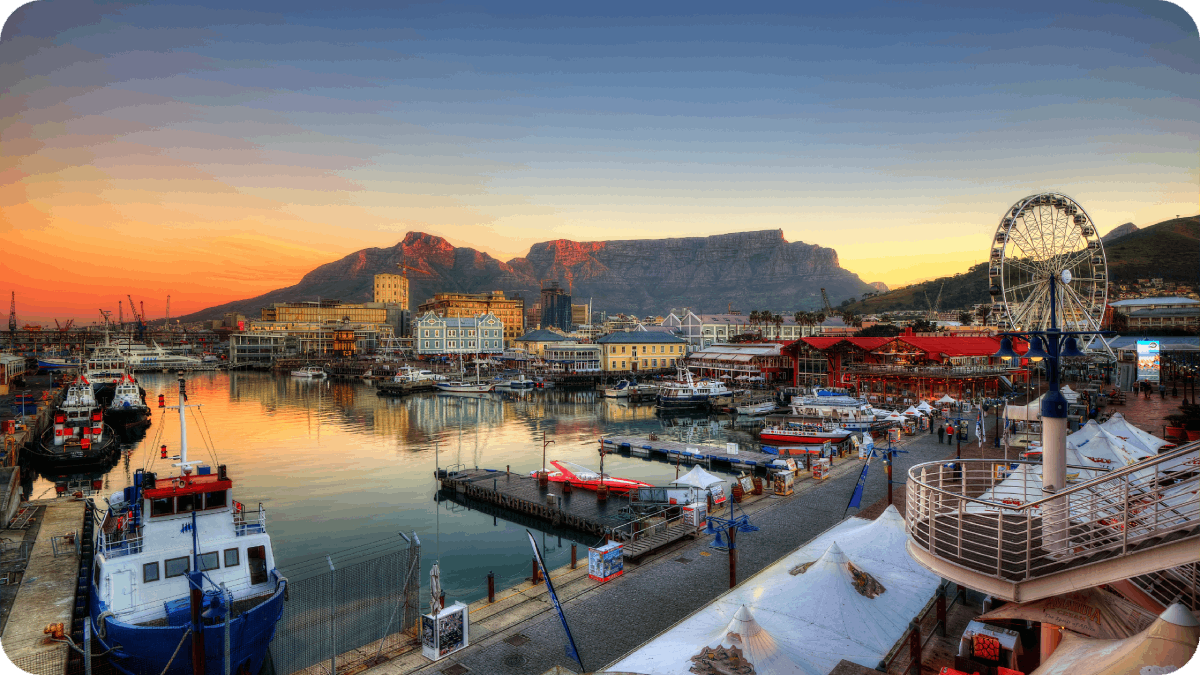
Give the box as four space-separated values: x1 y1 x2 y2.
165 295 170 329
924 282 945 321
8 292 15 350
127 294 148 340
820 288 837 316
396 263 432 279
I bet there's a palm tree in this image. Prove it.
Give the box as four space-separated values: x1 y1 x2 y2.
749 310 760 326
816 312 827 324
773 313 784 335
794 311 805 326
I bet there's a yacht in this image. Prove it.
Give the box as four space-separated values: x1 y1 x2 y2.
90 375 286 675
735 401 776 416
122 342 208 371
655 368 732 409
29 376 117 468
289 366 327 378
603 380 634 398
759 423 854 445
434 380 495 393
789 395 878 432
494 372 535 390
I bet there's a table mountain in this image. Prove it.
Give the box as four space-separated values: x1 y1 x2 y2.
180 230 876 321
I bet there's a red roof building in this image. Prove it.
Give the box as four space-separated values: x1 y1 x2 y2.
781 329 1030 403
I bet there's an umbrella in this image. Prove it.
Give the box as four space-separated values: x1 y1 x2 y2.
430 562 441 614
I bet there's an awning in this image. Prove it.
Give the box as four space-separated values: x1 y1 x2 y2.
1029 604 1199 675
717 353 738 361
976 588 1156 639
732 354 755 362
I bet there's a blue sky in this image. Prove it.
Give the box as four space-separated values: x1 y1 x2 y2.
1 0 1197 317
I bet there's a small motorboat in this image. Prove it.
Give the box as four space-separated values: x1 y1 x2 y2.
533 460 653 495
604 380 633 398
290 366 327 378
434 380 495 393
735 401 776 416
759 424 854 445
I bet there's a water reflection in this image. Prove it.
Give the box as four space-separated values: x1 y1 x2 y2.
28 372 759 606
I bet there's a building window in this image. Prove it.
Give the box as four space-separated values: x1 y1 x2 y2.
652 359 658 367
621 361 626 368
224 548 240 567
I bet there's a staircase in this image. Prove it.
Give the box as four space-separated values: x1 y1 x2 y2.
903 441 1200 603
1130 562 1199 612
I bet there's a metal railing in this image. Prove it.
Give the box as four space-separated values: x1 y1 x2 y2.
234 502 267 536
904 441 1200 586
844 363 1017 377
97 529 143 558
608 505 690 543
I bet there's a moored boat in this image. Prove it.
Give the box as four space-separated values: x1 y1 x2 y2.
290 366 327 378
735 401 776 416
90 375 286 675
434 380 495 393
603 380 633 398
106 374 152 431
532 460 653 495
759 423 854 445
28 376 118 468
656 369 732 409
38 356 81 370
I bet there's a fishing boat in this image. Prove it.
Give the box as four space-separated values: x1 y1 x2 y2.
106 374 152 430
494 372 535 390
28 376 118 468
532 460 653 495
90 375 286 675
290 365 326 378
735 401 776 416
37 356 81 370
603 380 634 398
759 423 854 445
656 368 732 409
85 337 130 402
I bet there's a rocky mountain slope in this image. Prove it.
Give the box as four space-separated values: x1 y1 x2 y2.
180 230 876 321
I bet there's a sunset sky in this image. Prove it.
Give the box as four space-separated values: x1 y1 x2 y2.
2 0 1198 322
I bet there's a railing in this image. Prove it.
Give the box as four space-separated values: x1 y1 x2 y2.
234 502 267 536
97 529 143 558
879 581 966 675
904 441 1200 588
844 363 1017 377
608 504 689 543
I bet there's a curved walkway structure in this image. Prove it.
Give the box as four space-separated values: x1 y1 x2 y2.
904 441 1200 603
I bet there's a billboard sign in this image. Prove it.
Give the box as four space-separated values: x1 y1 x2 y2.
1136 340 1160 383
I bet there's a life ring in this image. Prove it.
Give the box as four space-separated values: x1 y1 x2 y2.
176 478 187 489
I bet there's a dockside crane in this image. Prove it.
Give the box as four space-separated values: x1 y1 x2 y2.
924 282 945 321
820 288 837 316
118 300 124 329
165 295 170 329
396 263 432 279
127 294 147 340
8 292 16 350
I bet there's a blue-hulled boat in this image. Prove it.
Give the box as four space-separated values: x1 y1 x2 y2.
90 375 286 675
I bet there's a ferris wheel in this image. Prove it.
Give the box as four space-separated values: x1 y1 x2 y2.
987 192 1113 357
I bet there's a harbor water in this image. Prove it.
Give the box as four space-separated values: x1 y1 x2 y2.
24 371 760 609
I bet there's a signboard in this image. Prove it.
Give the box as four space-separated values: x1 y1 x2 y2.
683 501 707 528
773 471 794 495
421 602 470 661
1136 340 1160 383
588 541 624 582
726 442 739 456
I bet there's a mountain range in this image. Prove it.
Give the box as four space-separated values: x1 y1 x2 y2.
180 230 877 322
846 215 1199 315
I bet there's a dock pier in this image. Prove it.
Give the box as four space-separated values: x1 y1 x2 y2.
601 435 780 472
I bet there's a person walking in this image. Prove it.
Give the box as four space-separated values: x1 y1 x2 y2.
937 424 945 444
1159 382 1166 399
946 422 955 445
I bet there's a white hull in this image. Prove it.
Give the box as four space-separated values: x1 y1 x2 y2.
736 402 776 415
434 382 495 393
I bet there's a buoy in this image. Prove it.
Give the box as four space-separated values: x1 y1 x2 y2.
157 394 165 408
160 445 167 459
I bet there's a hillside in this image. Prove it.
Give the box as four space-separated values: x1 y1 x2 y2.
845 214 1198 315
179 230 876 322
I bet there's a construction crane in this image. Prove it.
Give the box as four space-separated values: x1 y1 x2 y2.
820 288 836 316
53 318 74 331
127 294 147 340
99 309 112 329
924 282 945 321
118 300 124 329
7 292 15 350
395 263 432 279
165 295 170 329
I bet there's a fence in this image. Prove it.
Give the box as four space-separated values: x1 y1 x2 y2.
270 535 421 675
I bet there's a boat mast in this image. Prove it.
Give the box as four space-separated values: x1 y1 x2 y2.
173 372 200 475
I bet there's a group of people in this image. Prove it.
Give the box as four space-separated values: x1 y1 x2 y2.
1135 380 1167 399
934 420 961 445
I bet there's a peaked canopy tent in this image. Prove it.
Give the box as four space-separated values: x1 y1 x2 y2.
937 394 957 403
671 466 725 489
902 406 925 417
916 401 934 413
607 507 942 675
1060 385 1079 403
976 587 1157 639
1101 412 1172 453
1004 395 1044 422
1029 604 1199 675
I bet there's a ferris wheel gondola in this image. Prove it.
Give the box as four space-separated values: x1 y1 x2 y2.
987 192 1114 359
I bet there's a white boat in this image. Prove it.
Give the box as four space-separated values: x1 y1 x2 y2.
604 380 634 398
434 380 495 393
290 366 327 378
121 341 209 371
494 372 535 390
790 395 877 431
656 368 732 409
735 401 776 416
90 375 286 675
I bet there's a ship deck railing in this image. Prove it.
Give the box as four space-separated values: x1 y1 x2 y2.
98 530 143 558
234 503 266 536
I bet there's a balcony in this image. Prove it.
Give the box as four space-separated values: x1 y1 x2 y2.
843 363 1017 378
903 442 1200 602
234 503 267 536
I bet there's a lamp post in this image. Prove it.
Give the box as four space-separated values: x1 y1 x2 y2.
992 270 1103 556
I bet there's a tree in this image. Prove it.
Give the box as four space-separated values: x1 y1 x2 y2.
856 323 901 337
958 312 973 326
749 310 760 326
794 311 805 326
816 312 827 324
773 313 784 334
910 318 937 333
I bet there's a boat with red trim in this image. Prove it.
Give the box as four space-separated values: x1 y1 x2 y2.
759 423 854 445
531 460 653 495
28 376 119 468
89 374 286 675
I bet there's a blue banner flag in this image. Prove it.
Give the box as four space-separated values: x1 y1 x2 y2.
847 462 870 509
526 530 585 672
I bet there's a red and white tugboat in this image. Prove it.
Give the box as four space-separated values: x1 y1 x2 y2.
759 423 854 445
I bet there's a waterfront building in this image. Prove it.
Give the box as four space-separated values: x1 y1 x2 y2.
261 301 388 325
542 343 602 372
229 332 292 366
235 321 394 360
678 312 823 349
685 343 788 383
512 328 577 358
596 331 687 373
571 303 589 326
783 329 1030 402
372 273 409 309
540 283 572 332
414 312 504 356
417 291 524 342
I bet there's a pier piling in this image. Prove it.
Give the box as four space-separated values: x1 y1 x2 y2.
487 572 495 603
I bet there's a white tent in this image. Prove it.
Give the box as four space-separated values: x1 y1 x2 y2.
1060 385 1079 403
937 394 957 403
1100 412 1171 454
1030 603 1199 675
671 465 725 489
916 401 934 412
608 506 942 675
1005 395 1044 422
902 406 925 416
1066 419 1104 448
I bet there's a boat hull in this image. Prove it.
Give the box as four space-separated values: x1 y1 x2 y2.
434 383 495 393
38 359 79 370
91 573 287 675
759 430 853 444
656 395 712 409
104 404 152 430
30 426 119 469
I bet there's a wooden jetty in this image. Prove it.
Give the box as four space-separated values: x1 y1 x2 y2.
375 380 437 396
436 468 702 559
601 435 780 472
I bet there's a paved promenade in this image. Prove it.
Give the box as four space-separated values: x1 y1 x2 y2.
368 427 962 675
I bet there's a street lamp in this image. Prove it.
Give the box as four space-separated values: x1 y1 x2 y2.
991 270 1111 553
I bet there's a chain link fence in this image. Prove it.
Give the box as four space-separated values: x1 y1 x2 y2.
271 537 421 675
